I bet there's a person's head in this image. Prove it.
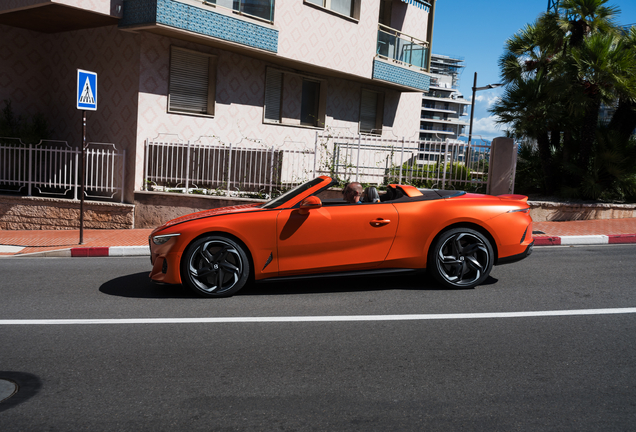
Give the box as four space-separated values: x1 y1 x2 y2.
343 182 363 203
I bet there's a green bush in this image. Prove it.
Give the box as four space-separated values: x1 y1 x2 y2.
386 161 474 190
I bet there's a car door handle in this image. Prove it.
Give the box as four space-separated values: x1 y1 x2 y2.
370 218 391 227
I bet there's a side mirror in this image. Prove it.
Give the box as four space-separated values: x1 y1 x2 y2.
298 196 322 215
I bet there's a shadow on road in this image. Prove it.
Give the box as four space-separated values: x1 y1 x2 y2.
99 271 497 299
0 371 42 413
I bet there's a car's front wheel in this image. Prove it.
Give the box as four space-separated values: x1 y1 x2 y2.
428 228 494 289
181 235 250 297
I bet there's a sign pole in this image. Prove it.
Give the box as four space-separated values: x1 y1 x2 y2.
80 110 86 245
76 69 97 245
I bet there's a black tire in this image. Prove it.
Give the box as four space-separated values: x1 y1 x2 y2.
428 228 494 289
181 235 250 298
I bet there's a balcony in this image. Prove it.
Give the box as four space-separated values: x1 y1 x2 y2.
376 24 428 71
419 126 456 135
120 0 278 53
372 24 430 92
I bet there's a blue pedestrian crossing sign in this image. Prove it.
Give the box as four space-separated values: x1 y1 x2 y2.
77 69 97 110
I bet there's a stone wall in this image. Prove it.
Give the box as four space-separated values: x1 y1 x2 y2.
134 191 267 229
0 196 134 230
4 193 635 230
529 201 636 222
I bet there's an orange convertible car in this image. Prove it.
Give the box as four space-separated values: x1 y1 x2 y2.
149 176 533 297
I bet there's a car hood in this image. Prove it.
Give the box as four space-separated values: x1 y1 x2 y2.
152 203 264 234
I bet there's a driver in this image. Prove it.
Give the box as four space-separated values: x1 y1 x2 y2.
343 182 363 204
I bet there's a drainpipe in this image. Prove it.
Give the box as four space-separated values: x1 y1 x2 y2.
425 0 436 72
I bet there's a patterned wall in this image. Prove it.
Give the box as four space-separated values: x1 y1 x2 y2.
1 0 121 16
276 0 379 78
373 59 430 91
390 0 429 38
0 24 140 201
2 9 422 200
120 0 278 53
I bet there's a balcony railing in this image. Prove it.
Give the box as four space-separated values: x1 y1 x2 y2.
376 24 429 70
205 0 275 22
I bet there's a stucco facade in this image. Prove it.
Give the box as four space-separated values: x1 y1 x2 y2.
1 0 434 203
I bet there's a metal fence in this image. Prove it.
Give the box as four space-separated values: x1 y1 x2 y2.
144 138 314 197
322 133 491 191
0 138 126 202
145 133 494 197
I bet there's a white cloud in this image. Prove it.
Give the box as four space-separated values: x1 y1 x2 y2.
470 116 506 141
474 93 501 107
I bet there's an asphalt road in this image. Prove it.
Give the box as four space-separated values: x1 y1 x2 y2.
1 245 635 431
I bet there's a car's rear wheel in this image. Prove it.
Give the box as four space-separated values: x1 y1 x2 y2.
181 235 250 297
429 228 494 289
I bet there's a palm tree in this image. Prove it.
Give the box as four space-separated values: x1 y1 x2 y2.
492 0 636 198
568 32 635 172
607 25 636 141
557 0 619 47
491 13 568 193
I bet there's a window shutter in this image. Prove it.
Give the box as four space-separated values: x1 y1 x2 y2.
360 90 378 133
169 48 210 114
264 68 282 123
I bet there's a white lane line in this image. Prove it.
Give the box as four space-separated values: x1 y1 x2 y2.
1 308 636 325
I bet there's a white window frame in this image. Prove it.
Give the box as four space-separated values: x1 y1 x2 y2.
263 67 326 129
303 0 361 20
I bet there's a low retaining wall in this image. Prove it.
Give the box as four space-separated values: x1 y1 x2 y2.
2 193 635 230
529 201 636 222
134 191 266 229
0 195 135 230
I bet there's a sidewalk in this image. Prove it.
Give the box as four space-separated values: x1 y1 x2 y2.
1 219 635 257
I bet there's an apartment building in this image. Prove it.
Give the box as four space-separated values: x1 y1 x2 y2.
420 53 469 142
0 0 436 202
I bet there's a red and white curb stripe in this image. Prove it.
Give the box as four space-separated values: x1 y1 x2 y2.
3 236 636 257
534 234 636 246
10 246 151 257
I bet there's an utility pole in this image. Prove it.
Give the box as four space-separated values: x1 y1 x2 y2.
547 0 560 13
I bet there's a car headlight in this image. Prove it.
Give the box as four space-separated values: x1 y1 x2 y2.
152 233 181 245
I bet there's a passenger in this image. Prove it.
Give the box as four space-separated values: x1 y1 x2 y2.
343 182 363 204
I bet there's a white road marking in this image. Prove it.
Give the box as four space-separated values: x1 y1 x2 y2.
1 308 635 325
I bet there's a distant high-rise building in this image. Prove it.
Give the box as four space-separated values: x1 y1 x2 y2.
420 54 470 142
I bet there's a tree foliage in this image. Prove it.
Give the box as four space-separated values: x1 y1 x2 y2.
490 0 636 201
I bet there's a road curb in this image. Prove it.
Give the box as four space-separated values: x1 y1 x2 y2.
533 234 636 246
6 236 636 257
71 246 150 257
14 246 150 258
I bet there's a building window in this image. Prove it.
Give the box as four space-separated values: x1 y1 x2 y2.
305 0 360 19
359 89 384 135
264 68 326 128
210 0 275 22
168 47 217 116
300 80 321 126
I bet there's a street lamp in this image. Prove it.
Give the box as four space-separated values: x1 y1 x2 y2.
468 72 503 145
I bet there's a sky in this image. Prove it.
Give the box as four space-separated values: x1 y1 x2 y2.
430 0 636 141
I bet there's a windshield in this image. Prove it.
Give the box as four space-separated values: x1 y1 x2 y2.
261 178 325 209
